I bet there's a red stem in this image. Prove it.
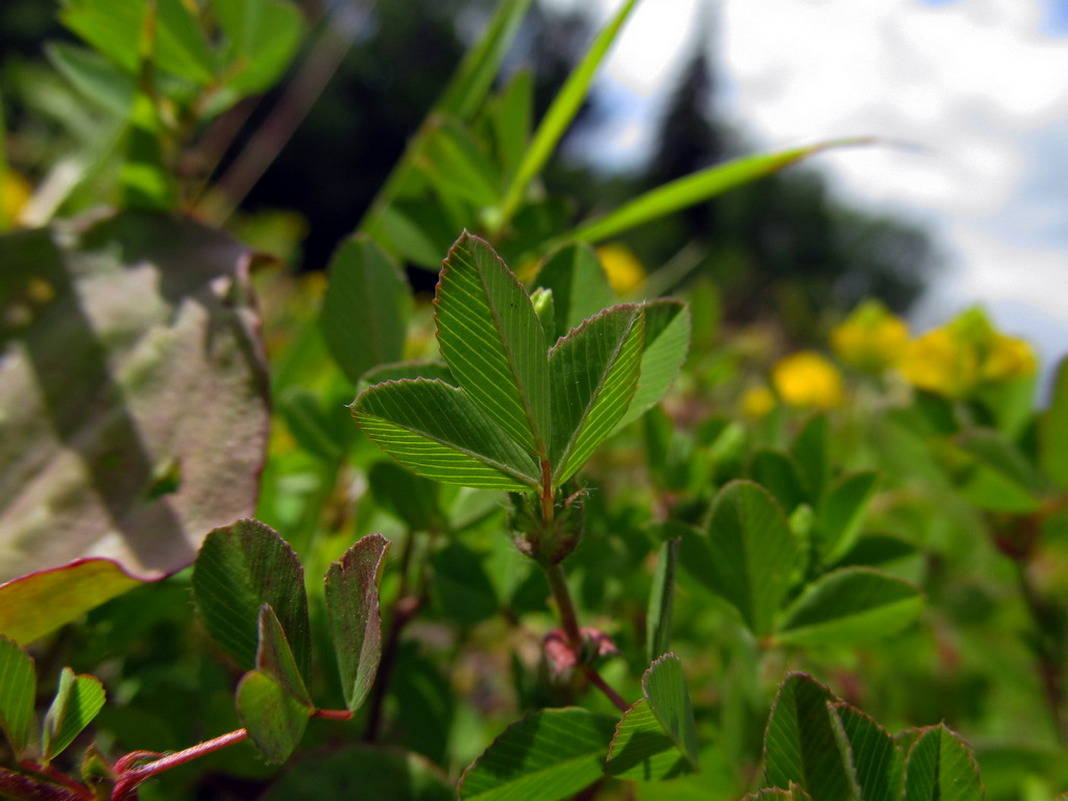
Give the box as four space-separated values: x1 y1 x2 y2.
582 665 630 712
111 729 249 800
540 460 553 527
312 708 353 721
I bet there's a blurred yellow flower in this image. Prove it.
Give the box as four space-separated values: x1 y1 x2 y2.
772 351 845 409
830 299 910 373
981 333 1037 382
596 243 646 295
740 385 776 419
899 307 1038 398
899 328 978 398
2 170 31 225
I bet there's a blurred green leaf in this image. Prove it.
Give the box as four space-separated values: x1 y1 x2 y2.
420 116 501 209
192 519 310 674
213 0 305 98
644 407 698 492
832 535 917 569
45 42 135 118
763 673 851 801
792 415 830 501
680 481 799 637
154 0 216 85
437 0 535 121
815 471 879 565
42 667 105 763
431 542 499 626
952 429 1043 514
549 304 644 484
276 386 350 464
324 533 390 714
459 707 616 800
534 243 616 339
775 567 923 647
61 0 217 85
322 235 413 384
0 636 36 757
59 0 145 75
367 202 454 268
1041 356 1068 490
489 69 534 185
646 539 678 661
499 0 639 223
903 724 983 801
258 745 453 801
360 0 533 239
122 91 175 209
368 461 442 532
750 449 807 515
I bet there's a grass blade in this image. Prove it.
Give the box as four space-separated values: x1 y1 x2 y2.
566 139 871 245
498 0 641 224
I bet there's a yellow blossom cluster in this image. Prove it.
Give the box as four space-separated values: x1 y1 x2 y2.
740 302 1038 418
772 351 845 410
898 307 1037 398
830 299 910 373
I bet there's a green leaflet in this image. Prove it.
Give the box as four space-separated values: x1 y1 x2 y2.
353 379 541 491
324 534 391 714
0 637 35 757
775 568 924 648
42 668 105 763
353 234 688 495
459 707 616 800
903 724 983 801
435 233 551 456
236 604 313 764
549 304 644 484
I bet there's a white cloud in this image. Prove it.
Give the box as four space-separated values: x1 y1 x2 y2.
549 0 1068 364
719 0 1068 219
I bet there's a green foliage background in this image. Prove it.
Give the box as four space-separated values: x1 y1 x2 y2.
0 2 1066 801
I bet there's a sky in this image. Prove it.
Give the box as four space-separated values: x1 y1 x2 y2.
542 0 1068 385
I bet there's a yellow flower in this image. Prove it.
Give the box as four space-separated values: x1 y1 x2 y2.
830 299 910 373
740 385 777 419
981 333 1037 382
899 307 1038 398
596 243 646 295
899 327 978 398
772 351 845 409
2 170 31 225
